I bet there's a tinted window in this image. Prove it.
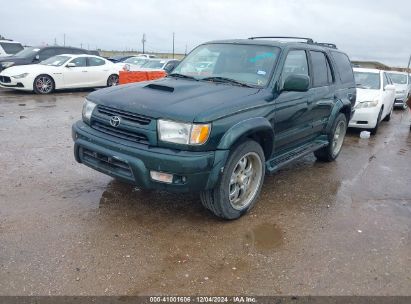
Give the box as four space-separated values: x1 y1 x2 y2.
331 51 354 84
0 42 24 54
69 57 87 67
282 50 309 86
310 51 333 87
88 57 105 66
38 48 58 60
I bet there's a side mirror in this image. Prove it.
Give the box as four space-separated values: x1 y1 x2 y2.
283 74 310 92
384 84 395 91
33 54 40 62
66 63 76 68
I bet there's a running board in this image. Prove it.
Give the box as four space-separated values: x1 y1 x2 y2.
266 140 328 173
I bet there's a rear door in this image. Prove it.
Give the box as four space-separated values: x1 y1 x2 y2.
85 57 110 87
273 49 314 153
308 50 335 135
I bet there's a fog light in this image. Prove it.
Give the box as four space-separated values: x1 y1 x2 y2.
150 171 173 184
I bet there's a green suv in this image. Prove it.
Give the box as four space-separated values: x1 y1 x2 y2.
72 37 356 219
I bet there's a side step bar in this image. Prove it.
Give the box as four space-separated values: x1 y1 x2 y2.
266 140 328 173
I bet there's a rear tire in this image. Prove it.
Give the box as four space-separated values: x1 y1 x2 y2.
107 74 119 87
33 74 55 94
200 140 265 220
314 113 347 162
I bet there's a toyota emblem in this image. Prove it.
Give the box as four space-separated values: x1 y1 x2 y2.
110 116 121 127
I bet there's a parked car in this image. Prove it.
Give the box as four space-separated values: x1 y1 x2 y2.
349 68 396 134
0 46 95 72
130 58 180 73
387 71 410 109
0 54 120 94
137 54 156 59
0 39 24 57
72 36 356 219
115 56 149 70
107 55 134 63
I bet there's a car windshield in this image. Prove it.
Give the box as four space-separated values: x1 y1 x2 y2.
13 46 41 58
171 43 280 87
40 55 71 66
354 72 380 90
142 60 165 69
124 57 148 66
388 73 407 85
0 42 24 55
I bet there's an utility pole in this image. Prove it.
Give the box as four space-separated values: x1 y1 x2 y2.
141 33 146 54
172 32 175 59
185 44 187 56
54 38 57 46
80 43 83 49
63 33 66 46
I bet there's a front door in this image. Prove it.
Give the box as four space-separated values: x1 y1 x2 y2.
63 57 89 88
273 49 313 153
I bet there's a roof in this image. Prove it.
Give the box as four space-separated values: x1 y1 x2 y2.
353 67 381 74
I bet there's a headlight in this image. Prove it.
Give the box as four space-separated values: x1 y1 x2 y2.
158 119 211 145
1 62 15 68
12 73 28 79
355 99 379 109
82 99 97 124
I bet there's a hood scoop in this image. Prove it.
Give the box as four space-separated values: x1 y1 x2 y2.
144 83 174 92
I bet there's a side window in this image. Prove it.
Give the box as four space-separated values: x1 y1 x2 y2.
331 51 354 84
69 57 87 67
88 57 105 66
310 51 333 87
38 48 57 60
281 50 309 87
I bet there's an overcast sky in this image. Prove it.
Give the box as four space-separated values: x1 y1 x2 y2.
1 0 411 66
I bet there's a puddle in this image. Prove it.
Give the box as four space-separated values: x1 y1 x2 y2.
245 223 283 251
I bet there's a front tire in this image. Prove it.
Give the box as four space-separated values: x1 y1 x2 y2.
200 140 265 220
33 75 55 94
370 107 383 135
314 113 347 162
107 74 119 87
383 104 393 122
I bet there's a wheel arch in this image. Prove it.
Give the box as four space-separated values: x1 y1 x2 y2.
217 117 274 159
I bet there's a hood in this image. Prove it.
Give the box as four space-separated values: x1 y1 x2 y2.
0 64 58 76
355 88 380 103
87 77 262 122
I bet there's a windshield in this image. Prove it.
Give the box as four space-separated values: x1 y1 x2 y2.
40 55 71 66
171 43 280 87
124 57 148 66
0 42 24 55
142 60 165 69
354 72 380 90
13 47 41 58
388 73 408 85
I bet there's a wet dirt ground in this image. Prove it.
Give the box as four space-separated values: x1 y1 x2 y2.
0 88 410 296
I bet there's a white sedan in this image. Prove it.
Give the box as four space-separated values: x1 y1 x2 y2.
0 54 121 94
349 68 396 135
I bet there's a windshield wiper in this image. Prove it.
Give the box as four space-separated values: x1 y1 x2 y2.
168 73 198 81
201 76 254 87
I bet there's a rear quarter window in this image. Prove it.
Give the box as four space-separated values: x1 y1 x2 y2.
331 51 355 85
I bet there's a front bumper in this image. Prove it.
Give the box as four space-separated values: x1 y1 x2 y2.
72 120 229 192
348 106 380 129
0 75 31 90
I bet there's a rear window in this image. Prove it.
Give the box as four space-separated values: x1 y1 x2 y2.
0 42 24 55
331 51 354 84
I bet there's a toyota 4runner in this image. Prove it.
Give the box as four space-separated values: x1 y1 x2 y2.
72 36 356 219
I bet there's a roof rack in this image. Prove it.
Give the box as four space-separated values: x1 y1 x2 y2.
247 36 338 49
315 42 337 49
248 36 314 43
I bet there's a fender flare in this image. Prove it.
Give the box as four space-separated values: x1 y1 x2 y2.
217 117 274 156
326 99 351 133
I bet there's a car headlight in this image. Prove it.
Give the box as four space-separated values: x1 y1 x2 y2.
82 99 97 124
1 62 15 68
158 119 211 145
355 99 379 109
12 73 28 79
